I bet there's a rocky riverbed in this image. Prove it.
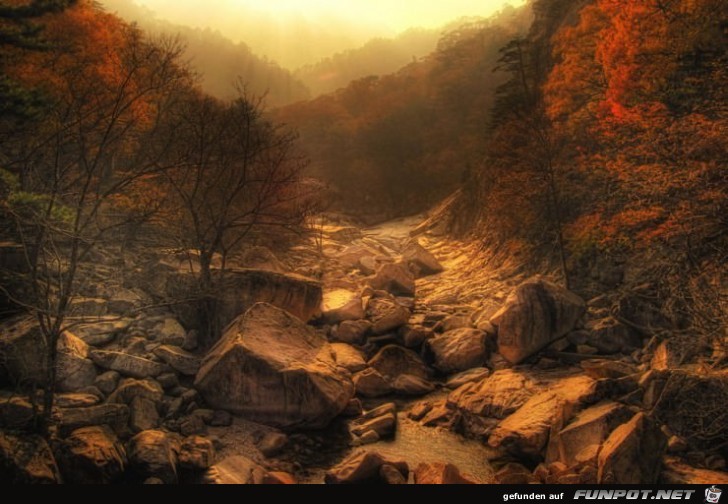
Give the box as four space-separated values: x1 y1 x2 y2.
1 213 727 484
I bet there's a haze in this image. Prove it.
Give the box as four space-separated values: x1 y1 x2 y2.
120 0 526 67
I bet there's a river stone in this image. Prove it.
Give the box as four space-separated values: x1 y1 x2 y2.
0 431 61 484
368 263 415 297
330 343 367 373
152 345 200 376
322 289 365 324
597 412 666 484
127 430 180 484
202 456 267 484
413 462 477 484
488 375 600 457
402 241 444 277
332 319 372 345
89 350 169 379
428 328 487 373
367 298 410 335
58 426 127 484
57 331 98 392
547 401 633 467
194 303 354 428
491 279 586 364
325 451 408 484
368 344 429 381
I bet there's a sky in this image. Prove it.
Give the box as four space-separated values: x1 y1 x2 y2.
112 0 527 68
134 0 526 35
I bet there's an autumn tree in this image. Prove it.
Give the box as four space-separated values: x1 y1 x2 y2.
0 0 77 119
157 90 308 345
0 1 190 432
478 36 572 287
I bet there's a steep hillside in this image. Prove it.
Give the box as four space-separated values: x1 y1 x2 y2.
275 6 533 222
100 0 310 106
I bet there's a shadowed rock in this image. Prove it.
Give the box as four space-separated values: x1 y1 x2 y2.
194 303 354 428
491 279 586 364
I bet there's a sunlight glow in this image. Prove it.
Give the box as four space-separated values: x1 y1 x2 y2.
136 0 527 32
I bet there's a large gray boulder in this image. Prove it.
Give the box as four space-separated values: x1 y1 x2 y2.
194 303 354 428
491 279 586 364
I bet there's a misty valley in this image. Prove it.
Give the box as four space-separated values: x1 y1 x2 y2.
0 0 726 487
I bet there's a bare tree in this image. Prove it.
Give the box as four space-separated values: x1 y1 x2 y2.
1 25 190 433
159 89 309 345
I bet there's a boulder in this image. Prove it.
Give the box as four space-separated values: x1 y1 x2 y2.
0 393 34 430
547 401 633 466
325 451 408 484
55 393 99 408
660 457 728 484
322 289 365 324
129 396 159 433
379 464 407 484
0 316 46 385
58 426 126 484
332 320 371 345
651 340 686 370
495 463 537 484
237 246 285 272
58 404 130 436
488 375 600 457
597 413 666 484
56 331 97 392
368 263 415 297
194 303 354 428
491 279 586 364
202 456 266 484
257 432 288 458
398 324 431 348
448 369 540 420
106 378 164 405
73 319 131 347
586 318 640 354
0 431 61 484
153 345 200 376
580 359 638 380
435 314 472 333
402 241 444 277
89 350 169 379
368 345 429 381
330 343 367 373
353 368 392 398
94 371 121 395
152 318 187 346
350 412 396 439
165 268 323 329
366 298 410 335
127 430 180 484
392 374 435 396
178 436 215 470
445 368 490 389
428 328 487 373
413 462 477 484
